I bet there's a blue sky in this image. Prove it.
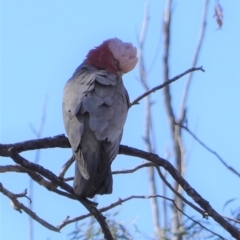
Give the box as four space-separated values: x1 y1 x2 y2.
1 1 240 239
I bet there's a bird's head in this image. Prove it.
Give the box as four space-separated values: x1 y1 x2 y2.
85 38 138 74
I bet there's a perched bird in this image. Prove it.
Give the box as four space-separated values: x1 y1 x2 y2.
62 38 138 198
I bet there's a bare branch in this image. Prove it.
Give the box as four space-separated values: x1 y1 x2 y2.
0 136 239 238
0 164 77 202
30 97 46 240
7 148 114 240
59 155 75 179
162 1 185 234
179 210 225 240
138 2 161 237
163 0 174 130
178 0 209 123
59 193 224 239
112 163 154 174
63 177 74 182
0 162 152 178
53 189 75 200
155 166 206 216
0 183 59 232
58 194 173 230
27 170 58 191
161 2 209 238
0 134 69 157
131 66 204 106
222 215 240 225
119 145 240 239
0 164 27 173
64 163 155 182
15 188 32 203
179 124 240 179
0 165 59 190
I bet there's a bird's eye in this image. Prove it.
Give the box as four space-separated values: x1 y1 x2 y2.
114 59 120 70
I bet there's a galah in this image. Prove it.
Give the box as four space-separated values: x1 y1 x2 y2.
62 38 138 198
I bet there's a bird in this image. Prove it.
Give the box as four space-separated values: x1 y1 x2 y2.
62 38 138 198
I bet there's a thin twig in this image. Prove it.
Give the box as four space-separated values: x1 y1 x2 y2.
138 2 161 237
113 162 155 174
178 0 209 123
0 182 59 232
58 194 224 239
58 194 173 230
64 163 155 182
59 155 75 179
155 166 206 216
179 124 240 179
131 66 204 106
29 94 48 240
176 206 225 239
162 152 169 235
222 215 240 224
0 165 58 190
163 0 175 131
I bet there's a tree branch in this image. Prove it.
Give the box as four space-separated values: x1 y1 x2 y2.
7 148 114 240
130 66 204 106
178 0 209 123
0 136 239 239
58 194 176 231
138 2 161 237
0 134 69 157
28 94 48 240
162 1 185 235
155 166 206 216
64 163 155 182
59 155 75 179
58 194 225 239
179 124 240 179
0 164 27 173
0 183 59 232
112 162 155 174
119 145 240 239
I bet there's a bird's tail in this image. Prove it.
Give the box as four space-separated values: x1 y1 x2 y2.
73 160 112 198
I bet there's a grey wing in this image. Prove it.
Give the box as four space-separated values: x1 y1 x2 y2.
74 75 129 196
63 64 125 182
89 76 129 142
87 77 129 189
62 64 97 179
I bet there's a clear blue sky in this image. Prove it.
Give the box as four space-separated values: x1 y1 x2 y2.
1 1 240 239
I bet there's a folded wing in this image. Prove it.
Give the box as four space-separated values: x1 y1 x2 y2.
62 63 129 197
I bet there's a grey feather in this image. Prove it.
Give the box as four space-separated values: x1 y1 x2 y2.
95 73 117 85
62 63 129 198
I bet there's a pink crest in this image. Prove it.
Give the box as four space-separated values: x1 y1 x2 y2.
86 38 138 74
108 38 138 73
